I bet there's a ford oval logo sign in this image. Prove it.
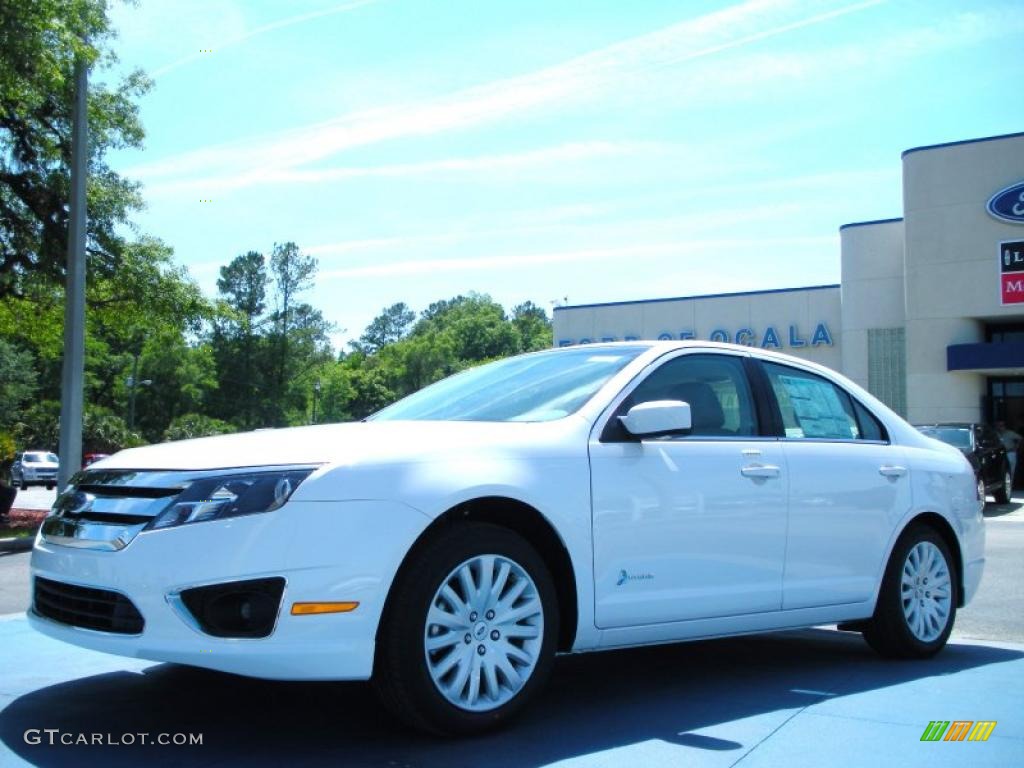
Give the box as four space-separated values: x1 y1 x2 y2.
987 181 1024 224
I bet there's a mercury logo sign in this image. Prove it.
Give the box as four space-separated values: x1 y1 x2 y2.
987 180 1024 224
1001 240 1024 305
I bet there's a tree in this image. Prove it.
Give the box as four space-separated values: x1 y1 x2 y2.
217 251 267 330
133 329 218 441
163 413 235 442
214 252 267 427
269 241 316 417
356 302 415 354
0 0 151 297
16 400 141 453
511 301 552 352
412 293 518 361
0 338 37 430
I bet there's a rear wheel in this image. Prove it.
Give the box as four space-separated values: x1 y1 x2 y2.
994 464 1012 505
863 524 957 658
374 523 558 735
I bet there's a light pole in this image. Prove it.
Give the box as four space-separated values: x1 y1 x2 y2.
57 44 89 492
312 379 322 424
126 356 152 432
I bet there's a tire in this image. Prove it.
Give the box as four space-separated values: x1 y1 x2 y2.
45 483 54 491
374 522 559 735
863 524 957 659
18 474 27 491
993 463 1012 505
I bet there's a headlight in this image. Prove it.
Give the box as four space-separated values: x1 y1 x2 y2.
148 469 314 530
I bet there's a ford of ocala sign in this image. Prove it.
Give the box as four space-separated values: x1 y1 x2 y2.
987 181 1024 224
558 323 834 349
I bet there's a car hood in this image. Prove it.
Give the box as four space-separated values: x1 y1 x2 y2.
93 419 585 472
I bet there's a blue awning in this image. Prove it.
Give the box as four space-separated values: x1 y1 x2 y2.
947 342 1024 371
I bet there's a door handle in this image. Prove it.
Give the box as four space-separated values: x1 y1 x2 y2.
741 464 780 479
878 465 908 478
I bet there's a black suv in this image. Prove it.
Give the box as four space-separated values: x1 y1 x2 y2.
915 423 1012 504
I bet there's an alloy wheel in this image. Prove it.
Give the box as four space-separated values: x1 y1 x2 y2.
900 541 952 642
424 554 544 712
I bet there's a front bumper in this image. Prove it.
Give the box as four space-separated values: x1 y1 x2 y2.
29 499 430 681
22 469 57 482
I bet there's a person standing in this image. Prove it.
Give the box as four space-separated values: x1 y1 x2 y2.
996 420 1021 488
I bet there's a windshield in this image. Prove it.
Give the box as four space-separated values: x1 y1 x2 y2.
372 346 646 422
918 426 972 449
25 452 58 463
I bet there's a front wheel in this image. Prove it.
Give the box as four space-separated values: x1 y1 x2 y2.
18 473 27 491
994 464 1012 505
863 524 957 658
374 523 558 735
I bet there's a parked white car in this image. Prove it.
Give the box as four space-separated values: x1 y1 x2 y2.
12 451 59 490
30 342 984 734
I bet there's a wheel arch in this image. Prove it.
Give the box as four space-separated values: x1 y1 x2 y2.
378 495 579 652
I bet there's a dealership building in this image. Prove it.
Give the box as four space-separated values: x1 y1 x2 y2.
553 131 1024 427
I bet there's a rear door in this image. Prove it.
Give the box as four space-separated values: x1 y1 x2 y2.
755 360 912 610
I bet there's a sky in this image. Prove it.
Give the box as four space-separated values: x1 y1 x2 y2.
103 0 1024 349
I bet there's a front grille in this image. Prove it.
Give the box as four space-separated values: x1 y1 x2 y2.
34 577 145 634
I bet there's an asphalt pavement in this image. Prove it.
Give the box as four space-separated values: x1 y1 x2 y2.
0 496 1021 766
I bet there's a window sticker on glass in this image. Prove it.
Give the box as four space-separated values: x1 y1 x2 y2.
778 375 856 439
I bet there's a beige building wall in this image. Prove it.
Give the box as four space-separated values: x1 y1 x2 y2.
902 134 1024 423
553 286 842 370
554 132 1024 426
840 218 906 391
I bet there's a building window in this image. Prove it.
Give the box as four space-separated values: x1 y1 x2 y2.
867 328 907 417
987 323 1024 343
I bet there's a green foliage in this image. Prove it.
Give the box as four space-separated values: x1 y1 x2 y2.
16 400 142 454
320 293 553 420
163 413 235 442
0 338 37 430
356 302 415 354
0 0 152 296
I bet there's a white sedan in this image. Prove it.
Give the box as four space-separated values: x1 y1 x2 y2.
29 342 985 734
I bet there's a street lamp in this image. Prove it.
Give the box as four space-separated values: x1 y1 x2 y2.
126 374 152 432
312 379 322 424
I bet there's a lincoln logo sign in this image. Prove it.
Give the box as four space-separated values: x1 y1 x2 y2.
1001 240 1024 305
987 180 1024 224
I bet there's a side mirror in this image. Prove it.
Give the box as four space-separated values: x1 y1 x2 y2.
619 400 692 437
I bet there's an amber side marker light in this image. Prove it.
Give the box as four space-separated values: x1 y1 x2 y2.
291 602 359 616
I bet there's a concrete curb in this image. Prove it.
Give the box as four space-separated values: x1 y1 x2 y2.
0 535 33 553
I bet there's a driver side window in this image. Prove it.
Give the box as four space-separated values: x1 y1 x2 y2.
624 354 757 437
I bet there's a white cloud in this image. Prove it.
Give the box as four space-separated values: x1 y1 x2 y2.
318 235 835 281
126 0 891 184
143 141 655 196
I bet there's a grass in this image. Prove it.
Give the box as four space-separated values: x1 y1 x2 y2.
0 525 33 539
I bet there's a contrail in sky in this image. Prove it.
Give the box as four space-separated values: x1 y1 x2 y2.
150 0 381 79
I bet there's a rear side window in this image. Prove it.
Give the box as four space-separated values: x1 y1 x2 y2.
764 362 865 440
625 354 757 437
852 400 886 441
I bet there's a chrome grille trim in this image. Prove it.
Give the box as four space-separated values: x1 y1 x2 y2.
40 465 319 551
